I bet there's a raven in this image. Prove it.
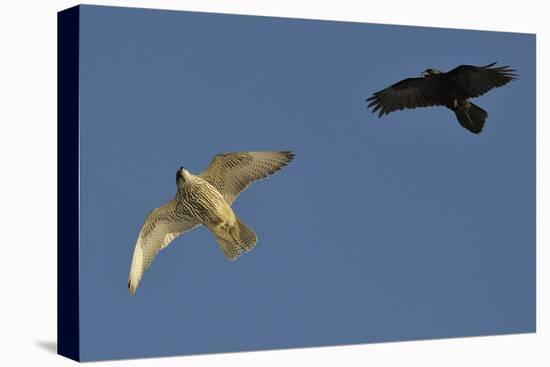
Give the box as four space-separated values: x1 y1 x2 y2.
366 62 518 134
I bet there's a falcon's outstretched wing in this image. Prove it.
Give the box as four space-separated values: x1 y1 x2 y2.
366 76 449 117
128 200 200 295
200 151 294 205
446 62 518 99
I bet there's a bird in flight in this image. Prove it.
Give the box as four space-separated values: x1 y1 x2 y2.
128 151 294 294
366 62 518 134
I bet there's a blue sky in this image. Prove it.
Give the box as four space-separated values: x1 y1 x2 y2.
78 5 535 361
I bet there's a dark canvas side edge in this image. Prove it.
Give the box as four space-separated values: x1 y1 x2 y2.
57 5 80 362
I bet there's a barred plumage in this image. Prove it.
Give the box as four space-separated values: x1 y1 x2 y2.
128 151 294 295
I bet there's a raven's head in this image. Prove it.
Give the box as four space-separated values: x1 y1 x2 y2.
421 68 442 77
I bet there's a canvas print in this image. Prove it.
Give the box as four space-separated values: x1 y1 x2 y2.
58 4 536 362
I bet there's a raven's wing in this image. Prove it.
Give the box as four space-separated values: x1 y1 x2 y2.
366 76 449 117
128 200 200 295
200 151 294 206
447 62 517 99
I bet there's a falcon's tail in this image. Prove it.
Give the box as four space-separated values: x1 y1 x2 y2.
454 102 488 134
214 217 257 260
233 218 257 252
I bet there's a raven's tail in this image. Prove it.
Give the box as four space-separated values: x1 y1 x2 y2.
454 102 488 134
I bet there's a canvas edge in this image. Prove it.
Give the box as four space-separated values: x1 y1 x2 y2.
57 5 81 362
78 3 536 36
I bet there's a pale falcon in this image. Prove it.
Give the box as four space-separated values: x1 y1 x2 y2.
128 151 294 294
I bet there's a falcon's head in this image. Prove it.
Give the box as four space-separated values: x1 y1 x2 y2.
176 167 191 189
421 68 442 77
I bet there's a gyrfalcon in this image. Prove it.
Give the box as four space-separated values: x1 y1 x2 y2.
128 151 294 294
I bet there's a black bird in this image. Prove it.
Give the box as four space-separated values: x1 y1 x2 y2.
366 62 518 134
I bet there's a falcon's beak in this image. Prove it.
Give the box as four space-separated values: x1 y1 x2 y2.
177 167 185 178
176 167 186 186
